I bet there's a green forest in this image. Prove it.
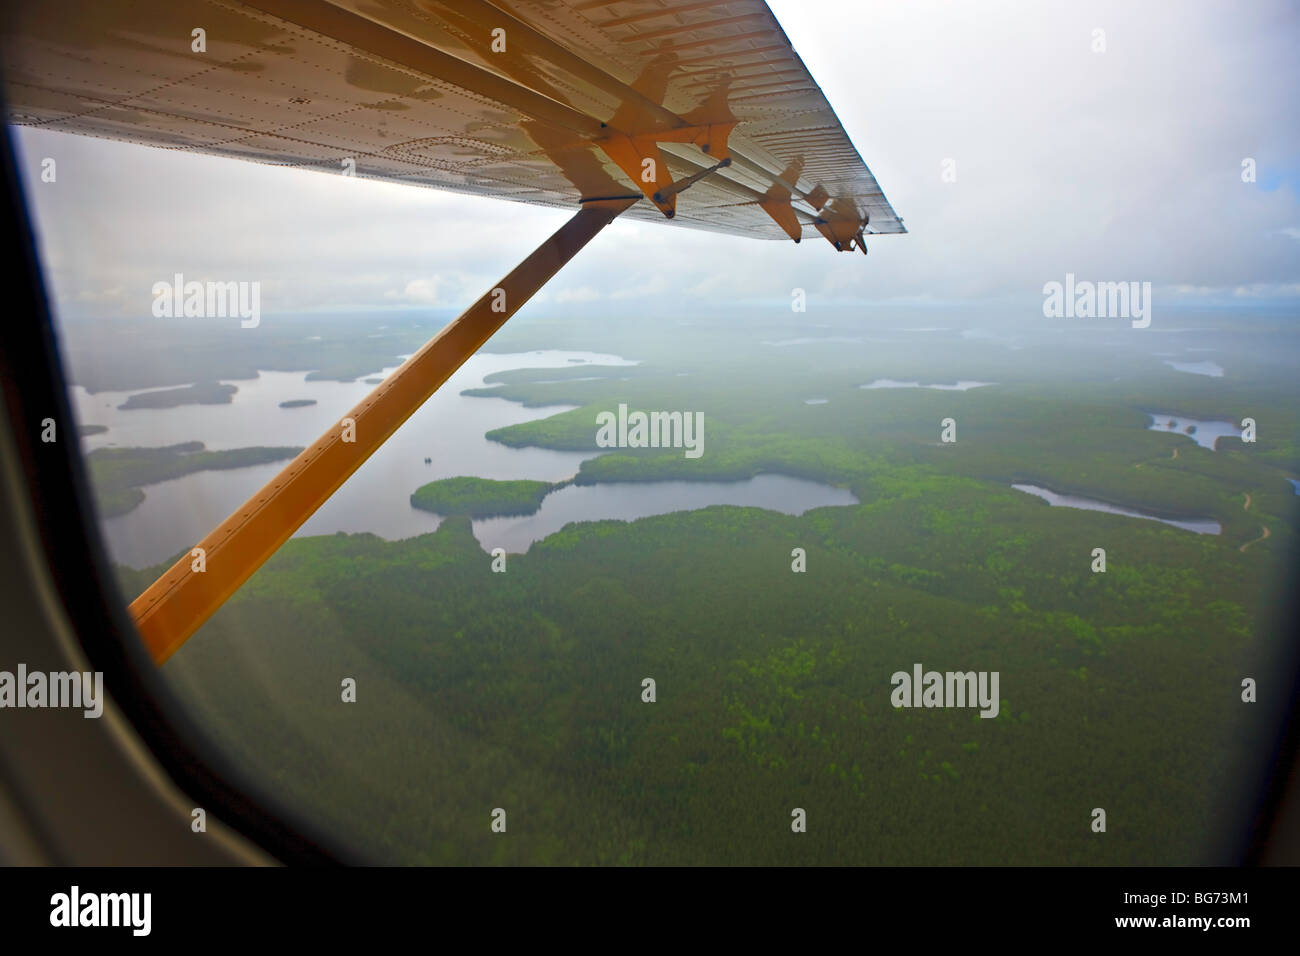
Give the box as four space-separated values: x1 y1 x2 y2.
98 308 1299 866
116 381 238 409
88 441 302 516
411 476 556 518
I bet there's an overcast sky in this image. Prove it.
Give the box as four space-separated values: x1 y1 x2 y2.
10 0 1300 323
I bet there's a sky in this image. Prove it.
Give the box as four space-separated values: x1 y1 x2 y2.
10 0 1300 323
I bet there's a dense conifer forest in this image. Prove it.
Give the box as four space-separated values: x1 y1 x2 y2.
102 310 1297 864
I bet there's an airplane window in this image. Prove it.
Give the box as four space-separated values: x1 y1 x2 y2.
2 0 1297 877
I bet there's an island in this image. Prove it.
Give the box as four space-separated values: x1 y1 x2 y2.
87 441 303 517
279 399 318 408
410 475 554 518
118 381 237 410
78 424 108 436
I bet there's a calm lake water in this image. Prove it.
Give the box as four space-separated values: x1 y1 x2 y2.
1163 359 1225 378
1012 484 1221 535
476 476 857 554
861 379 997 391
1146 412 1239 451
72 351 857 567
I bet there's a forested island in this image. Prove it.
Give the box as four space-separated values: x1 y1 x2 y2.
118 381 237 409
279 399 317 408
410 476 554 517
89 441 302 516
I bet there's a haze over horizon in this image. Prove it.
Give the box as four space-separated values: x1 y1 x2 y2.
9 0 1299 325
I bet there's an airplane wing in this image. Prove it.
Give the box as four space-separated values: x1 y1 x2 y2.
1 0 904 249
0 0 907 662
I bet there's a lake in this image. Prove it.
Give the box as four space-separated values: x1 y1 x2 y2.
1012 484 1221 534
1163 359 1225 378
71 351 858 568
475 475 858 554
861 379 997 391
1145 412 1239 451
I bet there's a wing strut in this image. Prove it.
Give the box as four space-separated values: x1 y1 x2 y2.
129 196 639 665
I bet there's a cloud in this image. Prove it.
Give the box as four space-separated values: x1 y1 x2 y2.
385 277 445 305
11 0 1300 319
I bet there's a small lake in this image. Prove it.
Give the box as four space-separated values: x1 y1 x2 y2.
1146 412 1239 451
1163 359 1224 378
474 475 859 554
1012 484 1220 535
861 379 996 391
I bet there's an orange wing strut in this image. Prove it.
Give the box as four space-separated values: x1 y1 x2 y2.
129 196 638 665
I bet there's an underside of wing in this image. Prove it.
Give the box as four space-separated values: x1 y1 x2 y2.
1 0 905 248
